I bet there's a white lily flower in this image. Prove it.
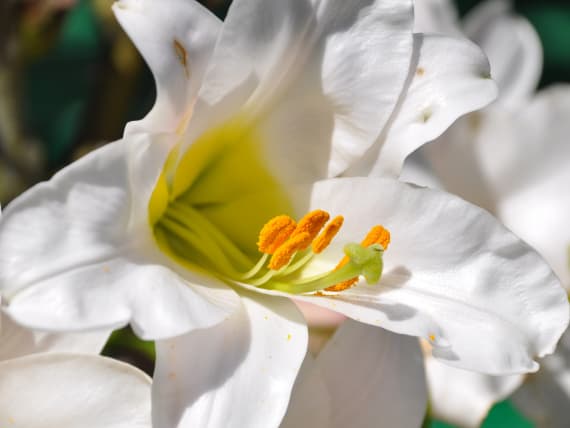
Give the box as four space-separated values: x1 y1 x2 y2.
406 85 570 428
402 3 569 426
0 0 566 426
0 353 151 428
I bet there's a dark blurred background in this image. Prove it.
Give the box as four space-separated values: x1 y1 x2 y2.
0 0 567 426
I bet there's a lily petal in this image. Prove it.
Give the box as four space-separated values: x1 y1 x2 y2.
281 354 332 428
400 148 444 190
289 320 427 428
345 33 497 177
0 308 110 361
0 353 151 428
408 110 502 214
113 0 221 134
413 0 461 35
421 85 570 286
260 177 569 374
492 86 570 288
0 137 240 339
464 0 542 107
152 292 307 428
190 0 415 179
512 327 570 428
426 355 523 427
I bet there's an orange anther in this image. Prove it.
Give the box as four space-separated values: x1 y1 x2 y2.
290 210 330 250
311 216 344 254
269 232 312 270
257 215 297 254
325 278 358 292
361 225 391 249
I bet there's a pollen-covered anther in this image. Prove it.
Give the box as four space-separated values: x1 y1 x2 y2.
257 215 297 254
290 210 330 250
312 216 344 254
325 277 358 292
268 232 312 270
361 225 391 250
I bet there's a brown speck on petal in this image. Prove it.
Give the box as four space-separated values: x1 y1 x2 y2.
173 38 190 79
416 67 425 76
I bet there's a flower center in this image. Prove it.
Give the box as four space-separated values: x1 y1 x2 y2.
148 118 389 294
155 204 390 295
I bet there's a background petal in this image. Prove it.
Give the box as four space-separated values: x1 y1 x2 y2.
464 0 542 107
345 33 497 177
152 292 307 428
426 354 523 427
413 0 462 35
492 86 570 288
113 0 221 134
307 320 426 428
281 354 332 428
512 327 570 428
0 353 151 428
416 85 570 287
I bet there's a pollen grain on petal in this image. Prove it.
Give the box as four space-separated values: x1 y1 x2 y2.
269 232 311 270
257 215 297 254
312 215 344 254
290 209 330 250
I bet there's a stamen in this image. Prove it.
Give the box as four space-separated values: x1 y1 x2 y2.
269 232 312 270
312 216 344 254
325 277 358 292
257 215 297 254
361 225 391 249
265 244 384 294
290 210 330 250
276 250 313 276
170 203 253 269
156 202 387 296
326 225 390 292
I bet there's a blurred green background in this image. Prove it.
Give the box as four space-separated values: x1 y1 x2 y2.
1 0 568 426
